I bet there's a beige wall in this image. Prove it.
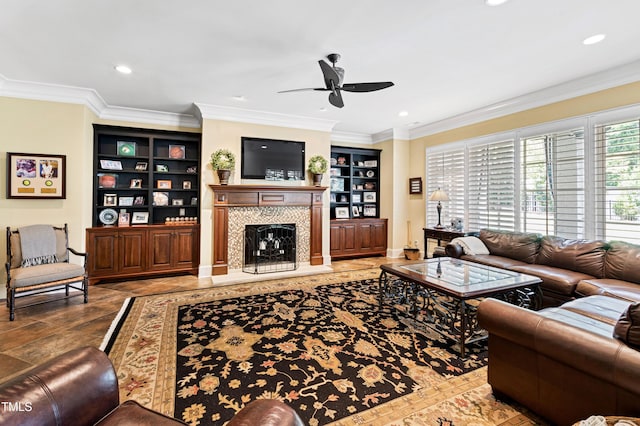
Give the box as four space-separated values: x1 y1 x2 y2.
200 119 333 270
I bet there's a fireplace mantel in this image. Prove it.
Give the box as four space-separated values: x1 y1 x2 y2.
210 185 327 275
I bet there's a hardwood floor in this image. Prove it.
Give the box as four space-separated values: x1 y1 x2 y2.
0 257 405 382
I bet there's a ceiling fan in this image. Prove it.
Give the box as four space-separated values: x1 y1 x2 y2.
278 53 394 108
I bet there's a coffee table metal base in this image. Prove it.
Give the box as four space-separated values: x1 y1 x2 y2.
379 270 540 357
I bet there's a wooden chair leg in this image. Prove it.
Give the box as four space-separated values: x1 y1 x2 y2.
83 278 88 303
9 288 15 321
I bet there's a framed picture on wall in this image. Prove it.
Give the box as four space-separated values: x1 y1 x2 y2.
7 152 67 199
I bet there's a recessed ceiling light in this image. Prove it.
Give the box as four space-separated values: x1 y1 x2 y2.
583 34 606 45
398 111 409 117
114 65 132 74
232 95 245 101
485 0 508 6
319 107 327 112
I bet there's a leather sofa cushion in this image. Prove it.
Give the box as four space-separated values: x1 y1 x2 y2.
460 254 530 269
559 295 630 326
605 241 640 284
97 400 186 425
479 229 540 263
536 236 606 278
614 302 640 349
511 264 594 296
576 278 640 302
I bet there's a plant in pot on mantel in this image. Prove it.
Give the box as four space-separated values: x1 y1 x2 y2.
210 149 236 185
308 155 328 186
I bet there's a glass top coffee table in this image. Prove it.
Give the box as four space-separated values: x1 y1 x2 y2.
379 257 541 357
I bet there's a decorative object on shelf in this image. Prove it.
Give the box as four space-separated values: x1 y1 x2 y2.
363 205 377 216
363 192 376 202
133 196 145 205
119 196 134 206
330 178 344 192
451 217 463 231
118 211 130 227
182 181 191 189
155 164 169 172
190 196 198 205
352 206 360 217
307 155 328 186
210 149 236 185
135 162 148 171
103 194 117 206
429 188 449 229
337 156 346 165
157 179 172 189
130 211 149 224
98 208 118 226
335 206 349 219
153 191 169 206
100 159 122 170
186 165 197 174
169 144 186 159
7 152 67 199
117 141 136 157
409 177 423 194
366 170 375 177
98 173 117 188
364 160 377 167
129 178 142 188
172 198 184 206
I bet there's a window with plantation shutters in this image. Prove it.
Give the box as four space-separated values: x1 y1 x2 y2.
467 139 515 231
425 148 465 228
520 128 585 238
594 118 640 242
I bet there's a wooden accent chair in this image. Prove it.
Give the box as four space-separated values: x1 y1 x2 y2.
5 224 88 321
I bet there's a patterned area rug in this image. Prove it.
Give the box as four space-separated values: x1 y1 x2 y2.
102 268 542 426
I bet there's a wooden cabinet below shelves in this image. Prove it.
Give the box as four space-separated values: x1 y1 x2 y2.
330 218 387 259
86 224 200 284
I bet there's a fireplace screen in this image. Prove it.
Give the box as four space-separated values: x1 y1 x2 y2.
243 224 297 274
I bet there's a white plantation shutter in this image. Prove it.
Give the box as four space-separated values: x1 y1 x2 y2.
467 139 515 231
520 128 585 238
426 148 465 228
594 119 640 242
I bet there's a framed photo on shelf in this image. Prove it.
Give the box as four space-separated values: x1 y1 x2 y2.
131 211 149 224
190 196 198 205
364 160 378 167
182 181 191 189
157 179 172 189
156 164 169 172
352 193 361 203
172 198 184 206
363 205 377 217
119 196 134 206
330 193 337 203
352 206 360 217
103 193 117 206
98 173 118 188
130 178 143 188
169 144 186 159
117 141 136 157
7 152 67 199
133 196 145 206
335 207 349 219
153 191 169 206
363 191 377 202
330 178 344 192
100 159 122 170
118 212 130 227
186 165 197 174
135 162 148 171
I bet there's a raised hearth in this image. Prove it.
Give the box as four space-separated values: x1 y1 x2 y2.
210 185 326 276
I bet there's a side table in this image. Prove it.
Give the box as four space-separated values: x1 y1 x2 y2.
423 227 476 258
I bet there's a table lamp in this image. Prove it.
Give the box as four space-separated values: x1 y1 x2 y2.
429 188 449 229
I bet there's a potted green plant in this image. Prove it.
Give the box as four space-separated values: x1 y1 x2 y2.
210 149 236 185
307 155 328 186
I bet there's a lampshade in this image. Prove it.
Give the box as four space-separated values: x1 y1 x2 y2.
428 188 449 202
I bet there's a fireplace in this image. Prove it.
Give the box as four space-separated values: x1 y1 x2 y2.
243 224 297 274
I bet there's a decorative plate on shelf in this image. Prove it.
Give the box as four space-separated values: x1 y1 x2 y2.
366 170 375 177
99 208 118 226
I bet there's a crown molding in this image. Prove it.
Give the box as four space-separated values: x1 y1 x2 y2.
409 59 640 140
0 73 201 128
195 103 338 133
331 130 372 145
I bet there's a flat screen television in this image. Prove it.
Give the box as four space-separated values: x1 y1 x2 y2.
241 137 306 180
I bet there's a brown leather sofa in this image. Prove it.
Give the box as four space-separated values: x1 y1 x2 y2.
445 229 640 307
478 296 640 425
0 346 304 426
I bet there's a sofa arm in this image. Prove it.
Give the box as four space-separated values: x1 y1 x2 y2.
445 243 464 258
0 346 119 426
227 400 304 426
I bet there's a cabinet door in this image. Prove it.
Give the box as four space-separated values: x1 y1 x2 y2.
370 221 387 252
173 227 198 268
330 223 357 256
119 229 147 273
149 228 174 270
86 231 118 276
356 220 387 254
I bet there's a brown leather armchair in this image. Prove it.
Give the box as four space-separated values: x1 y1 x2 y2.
0 346 304 426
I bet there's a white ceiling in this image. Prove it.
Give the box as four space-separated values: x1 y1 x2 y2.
2 0 640 137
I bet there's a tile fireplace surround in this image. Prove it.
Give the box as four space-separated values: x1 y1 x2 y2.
210 185 326 276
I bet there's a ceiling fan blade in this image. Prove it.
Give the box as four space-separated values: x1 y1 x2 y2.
341 82 394 92
318 60 341 90
278 87 330 93
328 89 344 108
